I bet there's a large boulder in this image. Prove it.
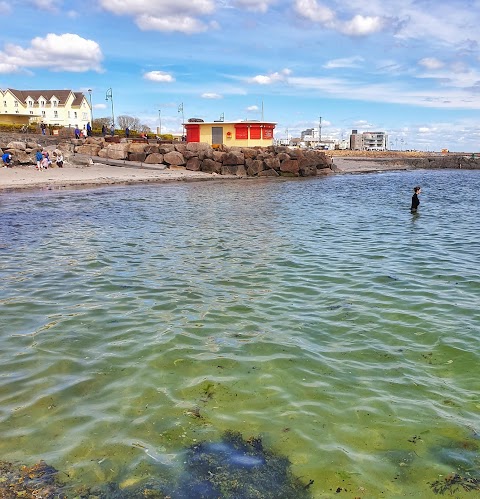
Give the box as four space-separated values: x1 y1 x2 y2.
258 168 279 177
242 148 258 159
277 152 290 162
223 151 245 165
158 144 175 154
186 142 210 153
201 158 222 173
127 142 147 153
280 159 299 175
199 148 214 160
145 145 159 154
264 156 280 170
163 151 185 166
186 157 201 171
144 153 164 164
246 159 265 176
174 143 187 154
128 152 147 162
13 150 32 165
76 144 102 156
213 151 225 162
221 164 242 175
106 143 128 160
6 141 26 151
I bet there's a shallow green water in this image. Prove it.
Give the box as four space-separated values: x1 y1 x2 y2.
1 170 479 498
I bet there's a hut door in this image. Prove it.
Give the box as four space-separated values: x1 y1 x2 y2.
212 126 223 145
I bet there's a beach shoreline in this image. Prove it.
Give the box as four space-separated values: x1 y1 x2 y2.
0 157 413 193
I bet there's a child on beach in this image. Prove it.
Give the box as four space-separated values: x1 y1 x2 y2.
411 186 421 213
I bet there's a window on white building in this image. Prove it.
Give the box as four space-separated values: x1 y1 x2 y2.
42 111 46 117
82 112 87 120
3 101 6 107
54 110 58 118
28 100 33 107
40 100 45 107
74 112 77 118
14 101 18 107
30 111 34 115
68 111 71 118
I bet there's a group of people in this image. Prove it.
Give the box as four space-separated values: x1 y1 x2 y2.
35 149 64 170
102 124 116 137
74 122 92 139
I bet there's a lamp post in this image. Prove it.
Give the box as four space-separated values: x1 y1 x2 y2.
105 88 115 128
88 88 93 125
158 109 161 136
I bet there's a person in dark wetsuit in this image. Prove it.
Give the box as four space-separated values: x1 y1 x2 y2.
411 186 421 213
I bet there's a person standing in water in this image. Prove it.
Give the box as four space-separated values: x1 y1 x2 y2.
411 186 421 213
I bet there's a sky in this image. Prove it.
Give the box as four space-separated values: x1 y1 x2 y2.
1 0 480 152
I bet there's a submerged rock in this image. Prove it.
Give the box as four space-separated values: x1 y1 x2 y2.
168 430 312 499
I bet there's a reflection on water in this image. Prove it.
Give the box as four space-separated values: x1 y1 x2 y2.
0 171 479 498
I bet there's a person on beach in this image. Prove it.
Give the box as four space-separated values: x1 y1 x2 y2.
74 125 81 139
102 124 107 137
125 127 130 138
54 150 64 168
86 122 92 136
35 149 43 170
110 124 115 136
2 152 12 167
411 186 421 213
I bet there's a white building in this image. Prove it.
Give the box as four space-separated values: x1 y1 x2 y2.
350 130 388 151
0 88 92 128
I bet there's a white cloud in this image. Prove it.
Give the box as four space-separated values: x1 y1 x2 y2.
233 0 276 13
340 15 384 36
144 70 175 82
418 57 444 70
94 103 107 109
0 33 103 73
324 56 364 69
99 0 216 34
295 0 335 24
249 68 291 85
0 1 11 14
201 92 222 98
247 105 259 111
136 15 210 33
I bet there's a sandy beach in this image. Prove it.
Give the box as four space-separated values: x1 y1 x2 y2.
0 156 410 192
0 163 238 192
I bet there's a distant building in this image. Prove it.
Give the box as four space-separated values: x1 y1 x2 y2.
184 120 276 147
300 127 340 150
0 88 92 128
350 130 388 151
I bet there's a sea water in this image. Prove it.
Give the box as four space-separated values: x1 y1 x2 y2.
0 170 479 498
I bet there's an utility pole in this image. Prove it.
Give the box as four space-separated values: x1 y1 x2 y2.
318 116 322 147
158 109 161 136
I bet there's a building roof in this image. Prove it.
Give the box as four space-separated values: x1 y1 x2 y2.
3 89 86 107
184 120 276 125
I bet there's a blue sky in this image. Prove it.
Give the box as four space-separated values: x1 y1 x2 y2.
1 0 480 151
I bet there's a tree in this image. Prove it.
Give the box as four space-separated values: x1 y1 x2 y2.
140 124 151 133
92 117 111 129
117 115 141 131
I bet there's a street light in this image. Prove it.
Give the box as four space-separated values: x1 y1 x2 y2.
87 89 93 125
105 88 115 128
158 109 161 136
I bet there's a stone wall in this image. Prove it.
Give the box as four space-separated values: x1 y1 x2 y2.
73 137 333 177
